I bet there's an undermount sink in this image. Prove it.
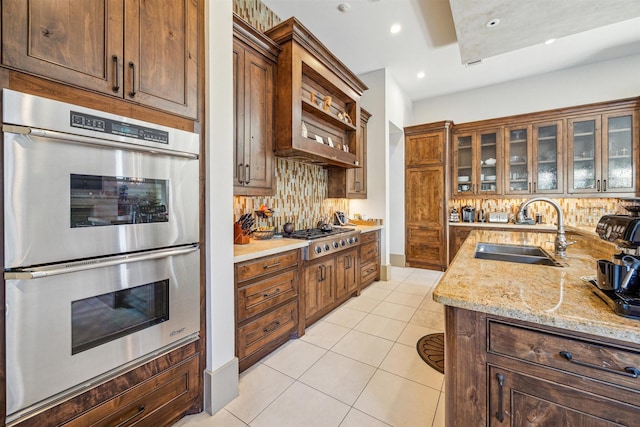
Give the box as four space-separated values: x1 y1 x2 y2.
474 243 563 267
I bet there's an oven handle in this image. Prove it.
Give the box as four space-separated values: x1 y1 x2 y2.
3 125 198 160
4 245 199 280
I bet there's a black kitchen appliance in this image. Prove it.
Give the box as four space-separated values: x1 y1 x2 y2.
462 206 476 223
593 212 640 318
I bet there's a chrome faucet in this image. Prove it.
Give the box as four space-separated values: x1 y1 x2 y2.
518 197 569 257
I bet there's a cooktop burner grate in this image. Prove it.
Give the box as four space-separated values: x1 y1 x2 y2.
282 227 355 240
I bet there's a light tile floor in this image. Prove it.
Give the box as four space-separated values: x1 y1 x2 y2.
174 266 445 427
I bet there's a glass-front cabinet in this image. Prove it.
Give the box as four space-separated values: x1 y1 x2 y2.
505 121 562 195
568 110 637 194
453 129 501 196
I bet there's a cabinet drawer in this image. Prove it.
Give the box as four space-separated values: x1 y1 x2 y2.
237 301 297 359
361 260 379 285
360 241 379 261
360 231 378 244
238 270 298 321
488 320 640 391
236 250 298 282
64 355 199 427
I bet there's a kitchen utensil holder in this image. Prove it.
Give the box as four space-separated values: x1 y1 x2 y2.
234 223 250 245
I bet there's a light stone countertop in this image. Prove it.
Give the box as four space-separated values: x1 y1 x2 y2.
433 229 640 344
233 225 384 263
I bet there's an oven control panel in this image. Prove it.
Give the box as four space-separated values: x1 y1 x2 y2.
71 111 169 144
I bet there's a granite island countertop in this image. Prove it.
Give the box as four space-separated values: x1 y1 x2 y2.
433 229 640 344
234 224 383 263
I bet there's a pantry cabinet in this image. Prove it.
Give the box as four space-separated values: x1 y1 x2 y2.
405 122 451 271
233 14 280 196
2 0 200 118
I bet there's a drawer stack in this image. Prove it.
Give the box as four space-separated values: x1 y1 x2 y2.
235 250 301 371
360 230 380 289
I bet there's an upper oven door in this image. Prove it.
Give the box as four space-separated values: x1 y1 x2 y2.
3 129 199 268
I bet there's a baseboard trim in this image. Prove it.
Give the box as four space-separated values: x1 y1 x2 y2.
380 264 391 281
390 253 405 267
204 357 239 415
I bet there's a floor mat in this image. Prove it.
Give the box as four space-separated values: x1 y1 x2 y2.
416 333 445 374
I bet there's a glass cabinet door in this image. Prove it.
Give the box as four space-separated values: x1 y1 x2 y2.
505 126 530 194
454 134 474 195
533 122 562 193
478 130 500 194
603 113 635 192
568 116 600 193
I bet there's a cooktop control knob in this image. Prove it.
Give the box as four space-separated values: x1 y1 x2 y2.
332 241 339 249
314 246 322 254
323 244 330 251
339 240 346 247
352 236 358 243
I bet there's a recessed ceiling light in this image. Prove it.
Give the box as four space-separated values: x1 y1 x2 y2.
337 3 351 13
390 23 402 34
545 38 556 45
485 18 500 28
417 71 425 79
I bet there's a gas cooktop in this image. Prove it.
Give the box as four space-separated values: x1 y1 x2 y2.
282 227 355 240
281 227 360 261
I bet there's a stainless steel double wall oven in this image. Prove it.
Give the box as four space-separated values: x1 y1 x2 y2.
3 89 201 423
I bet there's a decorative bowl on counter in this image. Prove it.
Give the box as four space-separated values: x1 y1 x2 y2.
252 227 275 240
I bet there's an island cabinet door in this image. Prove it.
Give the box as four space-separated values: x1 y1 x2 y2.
488 365 640 426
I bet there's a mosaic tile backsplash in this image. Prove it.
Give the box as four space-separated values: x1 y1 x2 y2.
449 197 623 228
234 158 349 232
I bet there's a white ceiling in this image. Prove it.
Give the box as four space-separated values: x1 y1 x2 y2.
262 0 640 103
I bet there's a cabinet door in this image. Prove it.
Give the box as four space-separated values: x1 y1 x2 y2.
124 0 198 118
568 116 601 193
346 111 370 198
2 0 124 96
304 260 335 320
453 133 475 195
477 129 502 195
602 112 637 193
336 250 358 299
241 48 275 193
532 121 563 194
406 131 445 167
504 126 532 195
488 366 640 426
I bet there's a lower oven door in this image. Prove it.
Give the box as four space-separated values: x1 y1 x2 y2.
4 245 200 420
3 127 199 268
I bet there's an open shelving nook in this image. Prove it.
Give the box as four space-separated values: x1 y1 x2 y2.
266 17 367 168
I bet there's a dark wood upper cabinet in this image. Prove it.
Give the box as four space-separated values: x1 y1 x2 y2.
233 14 280 196
2 0 199 119
327 108 371 198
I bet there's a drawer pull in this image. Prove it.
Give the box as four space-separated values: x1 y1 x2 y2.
111 404 145 427
495 373 505 422
262 288 281 298
559 351 640 378
263 320 281 334
263 261 281 270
